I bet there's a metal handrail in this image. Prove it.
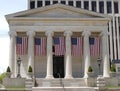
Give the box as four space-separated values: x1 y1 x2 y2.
57 73 65 91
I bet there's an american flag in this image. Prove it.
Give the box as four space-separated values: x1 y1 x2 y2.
16 36 28 55
89 37 100 56
54 37 65 56
71 37 83 56
34 37 47 56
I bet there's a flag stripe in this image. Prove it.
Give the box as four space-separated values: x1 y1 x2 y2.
71 37 83 56
35 37 46 56
54 37 65 56
16 37 28 55
90 37 100 56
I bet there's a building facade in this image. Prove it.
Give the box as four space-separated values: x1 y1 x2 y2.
28 0 120 62
5 0 120 88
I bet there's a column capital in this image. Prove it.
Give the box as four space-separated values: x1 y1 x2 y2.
82 31 91 37
45 31 54 37
64 31 72 36
8 31 17 37
27 31 35 37
100 31 109 36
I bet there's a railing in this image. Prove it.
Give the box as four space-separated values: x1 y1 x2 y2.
57 73 65 91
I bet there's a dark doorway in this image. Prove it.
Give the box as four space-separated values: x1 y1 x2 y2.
53 56 64 78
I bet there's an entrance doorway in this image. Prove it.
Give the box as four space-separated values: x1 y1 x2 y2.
53 56 64 78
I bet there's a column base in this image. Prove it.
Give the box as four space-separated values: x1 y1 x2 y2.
83 74 89 78
46 75 54 79
64 75 73 79
103 75 110 78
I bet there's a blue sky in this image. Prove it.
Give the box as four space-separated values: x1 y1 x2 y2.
0 1 27 73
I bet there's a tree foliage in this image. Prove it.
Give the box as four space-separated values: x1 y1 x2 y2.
0 72 6 83
110 64 116 72
88 66 93 72
28 66 33 72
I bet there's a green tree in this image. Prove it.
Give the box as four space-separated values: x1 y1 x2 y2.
110 64 116 72
88 66 93 72
28 66 33 72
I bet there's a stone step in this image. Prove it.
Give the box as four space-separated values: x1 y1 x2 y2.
25 78 34 89
35 78 87 87
32 87 95 91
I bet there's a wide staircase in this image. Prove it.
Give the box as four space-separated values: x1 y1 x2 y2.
32 78 95 91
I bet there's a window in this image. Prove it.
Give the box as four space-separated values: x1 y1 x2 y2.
99 1 104 13
53 1 58 4
61 1 66 4
107 1 112 13
68 1 73 6
76 1 81 8
30 1 35 9
114 2 118 13
45 0 50 5
84 1 89 10
92 1 96 12
37 1 42 7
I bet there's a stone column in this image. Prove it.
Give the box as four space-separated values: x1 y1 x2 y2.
116 17 120 59
82 31 91 78
96 0 99 12
27 31 35 76
109 21 113 61
66 0 68 5
104 0 107 14
89 0 92 11
101 31 110 78
64 31 73 79
113 17 117 59
46 31 53 79
119 1 120 14
81 0 84 9
111 0 115 14
8 31 17 77
28 0 30 9
35 0 37 8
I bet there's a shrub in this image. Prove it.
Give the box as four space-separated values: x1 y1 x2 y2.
88 66 93 72
0 72 6 83
6 66 11 72
110 64 116 72
28 66 32 72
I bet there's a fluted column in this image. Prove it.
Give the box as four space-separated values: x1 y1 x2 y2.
46 31 53 79
27 31 35 76
9 31 17 77
82 31 91 78
101 31 110 78
64 31 73 79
